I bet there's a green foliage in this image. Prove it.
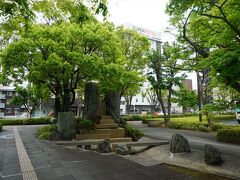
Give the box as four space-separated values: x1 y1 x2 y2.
168 122 210 132
0 117 51 126
1 21 122 112
210 115 236 121
167 0 240 93
76 118 95 131
0 122 2 132
11 85 50 118
217 127 240 144
174 85 198 111
122 115 147 121
147 42 186 122
124 124 144 141
38 125 57 140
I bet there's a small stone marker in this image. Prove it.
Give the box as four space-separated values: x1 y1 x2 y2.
115 144 130 155
204 144 223 165
97 139 112 153
170 134 191 153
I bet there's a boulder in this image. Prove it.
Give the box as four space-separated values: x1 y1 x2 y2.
115 144 130 155
97 139 112 153
170 134 191 153
204 144 223 165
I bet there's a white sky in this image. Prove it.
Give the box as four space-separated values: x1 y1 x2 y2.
105 0 197 89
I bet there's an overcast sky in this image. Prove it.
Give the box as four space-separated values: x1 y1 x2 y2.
104 0 197 89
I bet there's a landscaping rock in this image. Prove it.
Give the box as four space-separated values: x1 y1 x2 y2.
204 144 223 165
115 144 130 155
170 134 191 153
97 139 112 153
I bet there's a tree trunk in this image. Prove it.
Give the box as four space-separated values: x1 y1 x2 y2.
83 82 99 124
167 85 173 123
158 94 167 126
58 112 76 140
105 92 121 124
54 96 62 117
62 87 70 112
197 72 203 122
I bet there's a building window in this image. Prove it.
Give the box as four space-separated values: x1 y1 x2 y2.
6 108 11 114
7 91 13 96
121 101 125 105
136 99 138 103
6 99 11 105
15 108 20 115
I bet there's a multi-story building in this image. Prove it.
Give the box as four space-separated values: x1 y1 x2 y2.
0 87 27 118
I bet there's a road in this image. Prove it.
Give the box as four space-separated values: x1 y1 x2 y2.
128 121 240 158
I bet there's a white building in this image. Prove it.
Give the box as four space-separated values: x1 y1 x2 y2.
120 24 184 115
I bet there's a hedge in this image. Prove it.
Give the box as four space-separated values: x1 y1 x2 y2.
217 127 240 144
124 124 144 141
0 122 2 132
0 117 51 126
210 114 236 121
168 122 210 132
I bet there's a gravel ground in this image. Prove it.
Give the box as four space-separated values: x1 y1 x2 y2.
122 137 240 180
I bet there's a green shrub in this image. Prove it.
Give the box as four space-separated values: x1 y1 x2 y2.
124 124 144 141
75 118 95 134
168 122 210 132
217 127 240 144
169 122 184 129
0 117 51 126
122 115 147 121
210 114 236 121
0 122 2 132
38 125 57 140
198 125 210 132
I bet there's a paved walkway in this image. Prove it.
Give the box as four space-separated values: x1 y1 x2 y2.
0 125 196 180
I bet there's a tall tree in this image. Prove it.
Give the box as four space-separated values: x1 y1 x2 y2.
1 22 122 114
166 0 240 123
147 42 185 126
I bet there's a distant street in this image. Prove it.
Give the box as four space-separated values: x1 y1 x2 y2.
128 121 240 158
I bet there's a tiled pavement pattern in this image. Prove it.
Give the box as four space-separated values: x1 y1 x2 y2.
14 127 38 180
0 125 196 180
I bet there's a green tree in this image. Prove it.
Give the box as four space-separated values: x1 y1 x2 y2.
174 86 198 114
147 42 185 125
1 22 122 114
142 88 160 113
166 0 240 124
116 26 150 114
11 85 50 118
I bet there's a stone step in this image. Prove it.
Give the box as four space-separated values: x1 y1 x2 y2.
110 128 125 138
54 137 132 146
76 133 111 140
96 124 118 129
101 115 112 119
100 119 115 124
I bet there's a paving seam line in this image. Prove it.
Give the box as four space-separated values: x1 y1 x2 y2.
14 127 38 180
